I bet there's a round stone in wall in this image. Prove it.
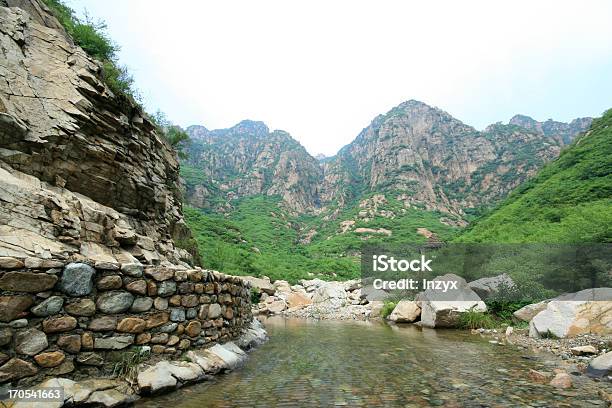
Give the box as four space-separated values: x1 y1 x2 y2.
15 328 48 356
31 296 64 317
59 263 96 296
96 291 134 314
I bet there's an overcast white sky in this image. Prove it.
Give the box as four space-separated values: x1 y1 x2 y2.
67 0 612 156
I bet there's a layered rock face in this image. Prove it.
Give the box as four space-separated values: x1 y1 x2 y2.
0 0 260 389
0 1 194 265
320 100 592 215
185 121 323 213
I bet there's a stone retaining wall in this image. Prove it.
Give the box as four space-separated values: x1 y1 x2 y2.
0 258 252 387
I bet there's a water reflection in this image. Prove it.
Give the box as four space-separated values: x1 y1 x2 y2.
137 317 610 407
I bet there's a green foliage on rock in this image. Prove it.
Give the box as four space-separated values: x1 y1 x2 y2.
381 301 397 319
150 111 190 158
457 109 612 243
41 0 136 99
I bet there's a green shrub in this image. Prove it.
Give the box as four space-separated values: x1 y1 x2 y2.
42 0 137 99
250 287 261 304
110 347 150 383
150 111 190 158
381 301 397 319
458 308 496 329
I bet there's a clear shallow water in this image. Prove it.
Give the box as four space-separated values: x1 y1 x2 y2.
138 317 610 407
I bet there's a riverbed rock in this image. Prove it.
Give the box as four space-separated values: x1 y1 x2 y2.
241 276 276 295
137 360 205 394
208 303 222 318
89 316 118 331
206 342 247 370
369 301 385 318
234 319 268 350
388 301 421 323
157 281 177 297
86 389 134 407
416 274 486 328
31 296 64 317
96 291 134 314
549 372 572 388
59 263 96 296
57 335 81 354
587 351 612 377
570 345 598 355
121 263 144 277
97 275 123 290
300 278 326 292
312 282 347 308
468 274 514 300
529 288 612 338
15 329 48 356
286 292 312 309
0 327 12 347
415 274 487 328
0 257 24 269
513 301 549 322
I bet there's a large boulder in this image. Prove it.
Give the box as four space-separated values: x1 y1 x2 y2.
468 273 514 300
235 319 268 350
312 282 347 308
388 301 421 323
299 279 326 293
273 280 292 294
262 297 287 314
416 274 486 328
137 360 204 394
241 276 275 295
513 300 549 322
587 351 612 377
529 288 612 339
286 292 312 309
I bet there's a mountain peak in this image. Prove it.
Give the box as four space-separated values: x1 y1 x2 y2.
230 120 270 136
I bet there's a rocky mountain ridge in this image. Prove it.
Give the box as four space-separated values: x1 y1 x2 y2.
185 101 592 218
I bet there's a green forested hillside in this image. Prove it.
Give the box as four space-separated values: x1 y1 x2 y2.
457 109 612 243
184 194 456 282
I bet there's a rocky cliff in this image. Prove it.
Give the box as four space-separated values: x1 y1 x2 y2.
184 120 322 214
320 100 592 215
185 101 591 218
0 0 195 266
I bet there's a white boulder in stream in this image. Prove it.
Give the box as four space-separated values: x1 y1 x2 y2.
529 288 612 338
388 301 421 323
416 274 486 328
137 361 205 394
312 282 348 308
587 351 612 377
